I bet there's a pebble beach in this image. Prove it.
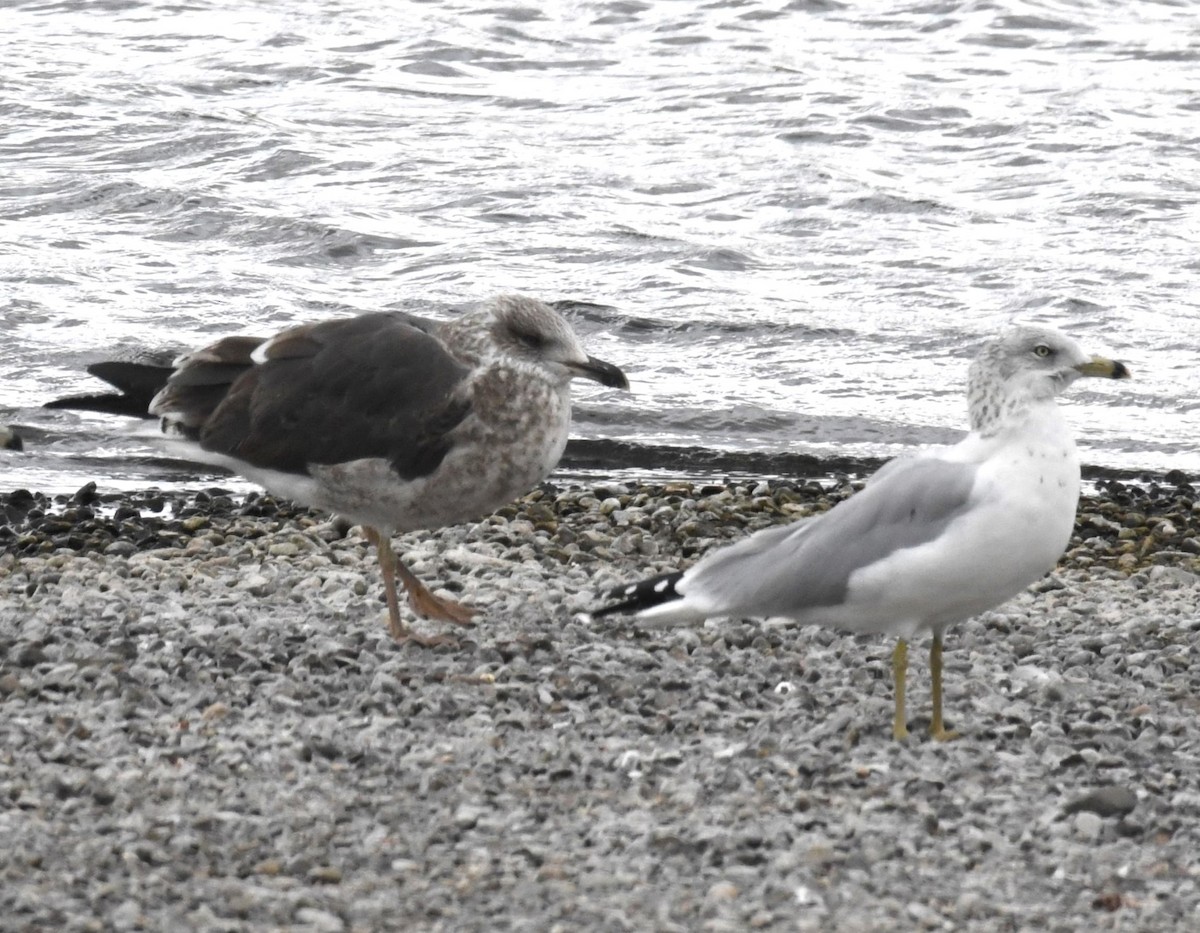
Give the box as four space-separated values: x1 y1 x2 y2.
2 473 1199 931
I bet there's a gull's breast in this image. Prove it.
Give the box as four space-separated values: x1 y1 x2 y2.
973 415 1082 579
308 374 573 533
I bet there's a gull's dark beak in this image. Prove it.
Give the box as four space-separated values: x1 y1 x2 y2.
568 355 630 390
1075 355 1131 380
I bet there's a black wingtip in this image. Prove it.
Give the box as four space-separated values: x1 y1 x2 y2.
43 393 152 417
592 570 685 619
44 361 174 417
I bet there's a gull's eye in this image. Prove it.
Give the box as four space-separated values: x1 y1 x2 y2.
513 329 546 351
1033 344 1053 358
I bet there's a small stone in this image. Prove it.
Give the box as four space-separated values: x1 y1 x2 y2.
1146 565 1198 588
598 497 622 515
104 539 138 557
1063 786 1137 819
706 881 740 901
1072 811 1103 841
240 573 273 595
454 804 486 829
15 644 48 667
110 900 142 930
308 865 342 884
294 907 345 932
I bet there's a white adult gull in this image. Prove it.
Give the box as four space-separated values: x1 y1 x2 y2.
149 294 629 645
594 326 1129 740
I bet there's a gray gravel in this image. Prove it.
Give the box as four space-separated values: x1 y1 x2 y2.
2 480 1200 931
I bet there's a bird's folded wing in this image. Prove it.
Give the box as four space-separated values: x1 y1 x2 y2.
162 313 474 478
681 456 980 618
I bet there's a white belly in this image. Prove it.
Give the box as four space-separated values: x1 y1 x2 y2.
829 409 1081 639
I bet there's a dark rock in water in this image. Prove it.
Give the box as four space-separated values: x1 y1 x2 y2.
1 489 38 526
0 426 22 451
1163 468 1193 489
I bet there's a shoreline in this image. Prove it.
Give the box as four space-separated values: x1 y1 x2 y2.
3 470 1198 577
560 439 1198 489
3 434 1193 504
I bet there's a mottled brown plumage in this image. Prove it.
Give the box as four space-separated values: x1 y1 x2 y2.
150 294 628 644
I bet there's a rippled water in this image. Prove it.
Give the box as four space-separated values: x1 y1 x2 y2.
2 0 1196 493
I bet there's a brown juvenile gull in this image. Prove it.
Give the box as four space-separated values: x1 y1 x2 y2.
149 294 629 645
593 326 1129 740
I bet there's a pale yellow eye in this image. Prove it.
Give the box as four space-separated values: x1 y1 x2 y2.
1033 344 1052 358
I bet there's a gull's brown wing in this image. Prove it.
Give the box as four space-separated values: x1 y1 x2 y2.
156 313 473 480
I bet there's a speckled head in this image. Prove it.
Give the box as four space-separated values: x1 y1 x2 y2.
451 295 633 388
967 326 1130 435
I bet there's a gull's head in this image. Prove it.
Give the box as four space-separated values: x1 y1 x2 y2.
488 294 629 389
968 326 1129 434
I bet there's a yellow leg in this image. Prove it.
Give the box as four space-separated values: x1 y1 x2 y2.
929 634 959 741
892 639 909 740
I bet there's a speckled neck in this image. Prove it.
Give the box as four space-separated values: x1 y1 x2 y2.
968 375 1031 436
967 361 1055 437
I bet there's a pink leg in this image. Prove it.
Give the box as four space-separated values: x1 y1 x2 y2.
362 527 476 645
